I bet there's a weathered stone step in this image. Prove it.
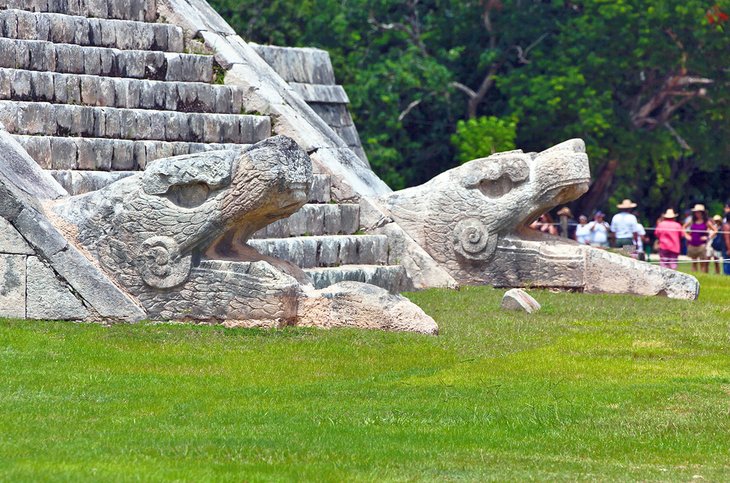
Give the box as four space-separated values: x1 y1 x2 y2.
0 101 270 144
0 38 214 83
0 68 242 114
15 135 246 171
251 203 359 239
49 169 132 193
304 265 413 293
247 235 388 269
0 9 183 52
0 0 157 22
45 168 329 199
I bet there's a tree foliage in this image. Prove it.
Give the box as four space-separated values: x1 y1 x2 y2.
210 0 730 218
451 116 517 163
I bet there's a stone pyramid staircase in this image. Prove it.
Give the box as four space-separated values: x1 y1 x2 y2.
0 0 411 293
248 176 411 292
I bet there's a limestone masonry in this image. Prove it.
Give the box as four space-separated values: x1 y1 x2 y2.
0 0 698 333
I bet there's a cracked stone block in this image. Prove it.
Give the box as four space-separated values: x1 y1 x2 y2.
0 254 26 318
0 217 33 255
26 256 89 320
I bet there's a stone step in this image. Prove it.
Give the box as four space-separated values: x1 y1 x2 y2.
0 9 183 52
49 169 133 193
304 265 413 293
46 167 329 199
0 101 271 144
0 38 214 83
0 68 242 114
15 135 247 171
251 203 359 239
247 235 389 269
0 0 157 22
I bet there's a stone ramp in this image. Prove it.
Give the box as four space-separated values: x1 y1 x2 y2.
0 126 145 320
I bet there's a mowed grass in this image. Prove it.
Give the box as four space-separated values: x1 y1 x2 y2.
2 272 730 481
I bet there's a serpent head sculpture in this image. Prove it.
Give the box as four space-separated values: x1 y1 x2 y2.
375 139 698 299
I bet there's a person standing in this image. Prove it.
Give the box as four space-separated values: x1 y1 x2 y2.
588 211 610 248
557 207 576 239
634 214 648 261
530 213 558 235
709 215 724 274
683 204 716 273
719 201 730 275
575 215 592 244
610 199 639 249
654 209 682 269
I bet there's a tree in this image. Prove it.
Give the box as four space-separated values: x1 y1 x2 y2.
209 0 730 218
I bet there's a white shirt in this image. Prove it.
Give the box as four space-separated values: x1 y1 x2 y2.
610 212 638 239
588 221 610 244
575 223 592 244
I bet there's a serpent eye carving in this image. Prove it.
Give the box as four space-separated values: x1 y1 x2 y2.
465 156 530 199
141 151 235 208
137 236 192 289
164 182 211 208
479 176 515 198
453 218 498 261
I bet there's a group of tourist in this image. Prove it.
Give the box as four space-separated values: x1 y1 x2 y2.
531 199 730 274
654 203 728 274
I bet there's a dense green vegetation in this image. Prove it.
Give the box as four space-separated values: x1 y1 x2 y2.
210 0 730 218
2 272 730 480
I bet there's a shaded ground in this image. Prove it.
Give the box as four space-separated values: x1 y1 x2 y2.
1 272 729 481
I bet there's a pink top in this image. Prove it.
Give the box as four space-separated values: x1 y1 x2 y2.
654 219 682 253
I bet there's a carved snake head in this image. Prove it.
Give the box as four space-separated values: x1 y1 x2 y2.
380 139 590 266
53 136 312 290
452 138 590 231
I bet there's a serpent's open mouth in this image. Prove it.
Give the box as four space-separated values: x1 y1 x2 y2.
514 177 591 230
540 178 591 203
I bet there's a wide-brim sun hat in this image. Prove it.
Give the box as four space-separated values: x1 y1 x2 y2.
713 215 722 222
663 208 678 218
616 199 637 209
691 204 706 212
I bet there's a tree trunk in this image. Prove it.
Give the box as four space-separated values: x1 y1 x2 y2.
575 159 619 215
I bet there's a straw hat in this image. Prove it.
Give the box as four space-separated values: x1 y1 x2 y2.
691 204 706 212
713 214 722 222
662 208 678 218
616 199 637 209
557 207 573 217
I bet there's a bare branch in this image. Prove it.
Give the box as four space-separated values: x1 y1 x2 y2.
367 0 428 56
674 76 713 86
665 123 692 151
515 32 549 64
467 63 500 118
449 82 477 98
398 99 422 122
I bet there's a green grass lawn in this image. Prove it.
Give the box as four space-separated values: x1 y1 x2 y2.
2 271 730 481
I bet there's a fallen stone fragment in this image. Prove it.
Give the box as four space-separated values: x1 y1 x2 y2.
297 281 438 335
501 288 541 314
